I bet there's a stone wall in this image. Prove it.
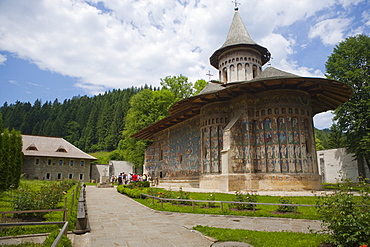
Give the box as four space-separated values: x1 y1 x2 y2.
145 117 201 180
22 156 91 182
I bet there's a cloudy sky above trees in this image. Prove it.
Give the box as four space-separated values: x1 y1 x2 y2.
0 0 369 129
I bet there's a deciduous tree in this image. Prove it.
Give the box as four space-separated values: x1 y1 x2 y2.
326 34 370 174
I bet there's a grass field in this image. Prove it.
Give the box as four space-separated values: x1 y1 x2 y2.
132 188 320 220
194 226 327 247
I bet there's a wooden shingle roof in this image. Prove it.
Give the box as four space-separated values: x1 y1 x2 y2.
210 10 270 68
131 67 352 140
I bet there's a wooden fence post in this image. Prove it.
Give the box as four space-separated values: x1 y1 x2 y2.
63 197 68 222
71 191 75 215
0 213 5 232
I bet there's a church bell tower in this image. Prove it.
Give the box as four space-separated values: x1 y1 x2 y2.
210 8 271 84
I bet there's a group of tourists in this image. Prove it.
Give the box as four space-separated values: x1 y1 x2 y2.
112 172 150 185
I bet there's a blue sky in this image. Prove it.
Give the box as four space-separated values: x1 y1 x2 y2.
0 0 369 129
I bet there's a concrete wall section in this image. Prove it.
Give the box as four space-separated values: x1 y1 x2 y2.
317 148 365 183
109 161 134 177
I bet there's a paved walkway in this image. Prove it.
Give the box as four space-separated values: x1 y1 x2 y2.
73 186 323 247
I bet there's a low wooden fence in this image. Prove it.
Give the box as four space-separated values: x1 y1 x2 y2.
140 193 316 213
0 208 69 246
0 207 68 226
0 182 84 245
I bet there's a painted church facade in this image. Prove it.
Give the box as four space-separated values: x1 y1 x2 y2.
132 10 351 191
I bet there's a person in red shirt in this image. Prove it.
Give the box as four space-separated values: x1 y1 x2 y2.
132 173 138 182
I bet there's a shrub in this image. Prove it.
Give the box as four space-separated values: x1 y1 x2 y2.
43 229 72 247
316 179 370 247
177 187 190 200
233 191 257 210
277 196 295 213
116 185 145 198
134 181 150 188
147 187 161 196
11 180 76 219
206 193 216 208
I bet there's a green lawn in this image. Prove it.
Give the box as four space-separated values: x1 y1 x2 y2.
194 226 327 247
132 188 320 220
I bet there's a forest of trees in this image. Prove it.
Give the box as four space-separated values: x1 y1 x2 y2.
0 76 207 169
0 86 146 152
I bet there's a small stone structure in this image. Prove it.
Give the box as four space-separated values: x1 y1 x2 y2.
90 161 135 183
109 160 135 176
318 148 370 183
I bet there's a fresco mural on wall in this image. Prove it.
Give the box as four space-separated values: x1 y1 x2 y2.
169 117 201 178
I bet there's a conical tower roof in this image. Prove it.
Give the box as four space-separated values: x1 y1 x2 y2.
210 10 270 69
222 10 256 47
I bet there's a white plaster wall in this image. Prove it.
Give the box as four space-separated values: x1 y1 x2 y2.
91 164 110 183
317 148 359 183
109 160 134 176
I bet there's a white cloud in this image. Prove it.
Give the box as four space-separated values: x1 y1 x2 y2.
362 10 370 26
313 111 334 129
338 0 363 8
0 54 6 65
260 33 325 77
0 0 365 96
309 18 352 45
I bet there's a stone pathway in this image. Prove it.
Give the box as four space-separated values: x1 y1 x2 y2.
72 186 323 247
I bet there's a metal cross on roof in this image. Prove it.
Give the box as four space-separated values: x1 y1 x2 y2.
232 0 241 11
206 70 213 81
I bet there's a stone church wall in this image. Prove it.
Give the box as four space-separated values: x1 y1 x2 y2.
145 116 201 186
200 102 229 175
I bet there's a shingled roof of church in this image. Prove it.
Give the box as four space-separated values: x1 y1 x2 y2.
131 66 351 140
210 10 270 68
22 135 97 160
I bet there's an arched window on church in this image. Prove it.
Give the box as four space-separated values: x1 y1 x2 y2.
230 65 235 82
237 63 243 81
245 63 250 79
223 68 228 83
252 65 257 78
